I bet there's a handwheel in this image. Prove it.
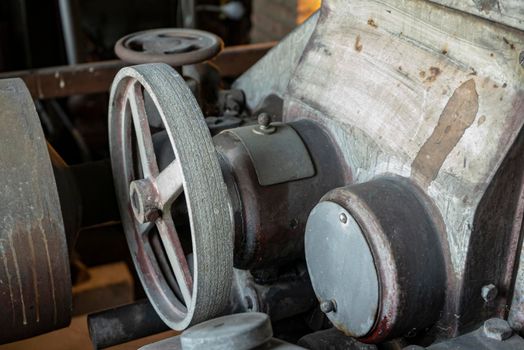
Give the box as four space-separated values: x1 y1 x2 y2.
109 63 233 330
115 28 223 66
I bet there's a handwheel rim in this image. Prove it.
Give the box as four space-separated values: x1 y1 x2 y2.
115 28 224 66
109 63 233 330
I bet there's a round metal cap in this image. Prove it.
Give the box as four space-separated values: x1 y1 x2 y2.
180 313 273 350
305 201 379 337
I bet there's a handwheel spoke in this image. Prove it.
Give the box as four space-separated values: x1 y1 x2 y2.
156 215 193 305
128 83 159 178
156 159 184 210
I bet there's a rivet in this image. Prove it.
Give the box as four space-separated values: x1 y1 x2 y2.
320 300 336 313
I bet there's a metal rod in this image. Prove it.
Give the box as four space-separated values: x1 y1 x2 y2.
87 299 171 349
58 0 78 64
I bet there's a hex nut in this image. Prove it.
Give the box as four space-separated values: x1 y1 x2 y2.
481 284 498 303
129 179 160 223
483 318 513 341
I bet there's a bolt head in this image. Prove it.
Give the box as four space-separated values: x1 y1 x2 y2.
483 318 513 341
481 284 498 303
339 213 348 224
320 300 336 314
257 113 270 127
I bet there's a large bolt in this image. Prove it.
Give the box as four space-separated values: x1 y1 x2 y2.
129 179 160 223
320 300 336 314
481 284 498 303
253 113 276 135
483 318 513 341
258 113 271 128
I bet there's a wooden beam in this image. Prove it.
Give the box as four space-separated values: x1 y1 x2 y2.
0 42 275 99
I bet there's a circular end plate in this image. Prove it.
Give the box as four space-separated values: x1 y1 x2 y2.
115 28 223 66
181 313 273 350
305 201 379 337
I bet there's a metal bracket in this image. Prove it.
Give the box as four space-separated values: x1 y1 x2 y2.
223 123 315 186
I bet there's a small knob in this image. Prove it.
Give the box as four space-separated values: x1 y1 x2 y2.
258 113 271 128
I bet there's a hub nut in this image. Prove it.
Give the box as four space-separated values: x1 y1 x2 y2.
129 179 160 223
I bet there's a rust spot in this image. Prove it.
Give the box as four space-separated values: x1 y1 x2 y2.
424 67 441 83
442 44 448 55
478 115 486 126
367 18 378 28
493 84 499 88
411 79 479 187
419 71 426 79
355 35 363 52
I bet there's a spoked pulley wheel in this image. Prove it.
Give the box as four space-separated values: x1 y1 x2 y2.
109 63 233 330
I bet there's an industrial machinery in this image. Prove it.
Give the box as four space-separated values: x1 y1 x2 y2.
1 0 524 349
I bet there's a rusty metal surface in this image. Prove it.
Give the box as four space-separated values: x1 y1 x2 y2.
318 177 446 342
0 42 275 99
214 119 347 269
0 78 71 343
228 264 316 322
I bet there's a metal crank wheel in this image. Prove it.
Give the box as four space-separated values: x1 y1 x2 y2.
115 28 223 66
109 63 233 330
